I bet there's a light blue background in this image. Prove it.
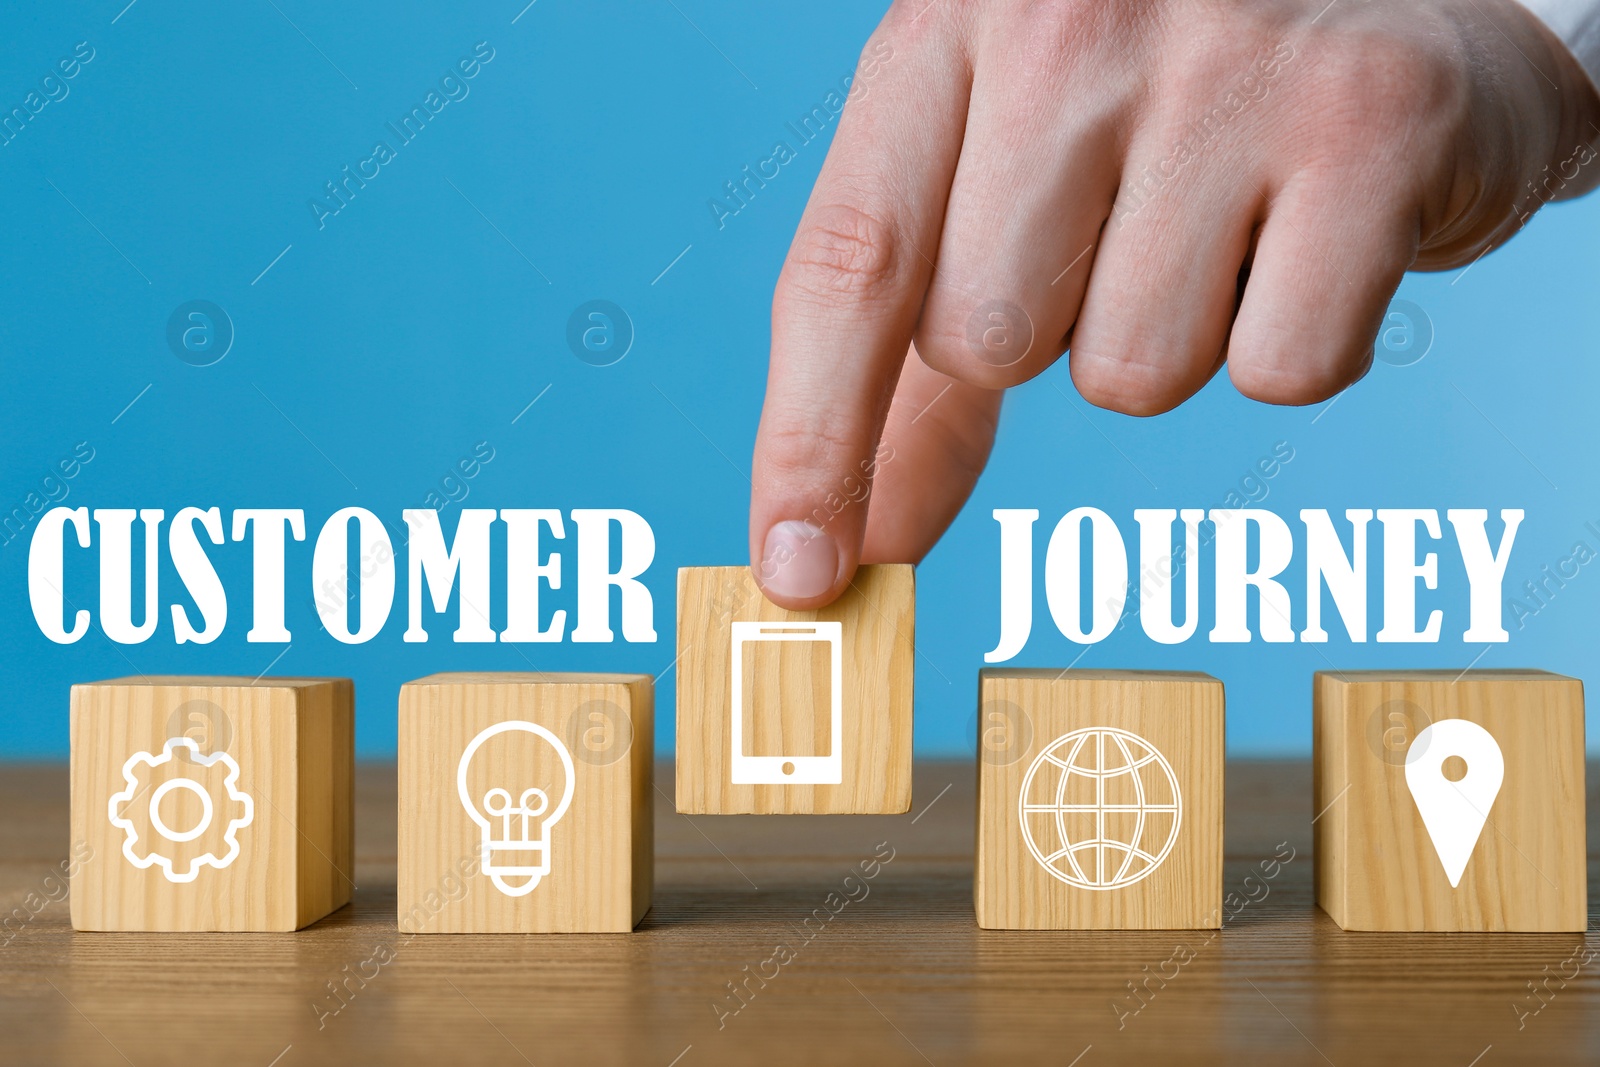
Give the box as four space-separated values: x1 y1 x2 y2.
2 1 1596 758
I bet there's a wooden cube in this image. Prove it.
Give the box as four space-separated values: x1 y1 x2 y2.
1314 669 1586 932
70 676 353 932
675 564 913 814
398 673 652 933
975 669 1224 930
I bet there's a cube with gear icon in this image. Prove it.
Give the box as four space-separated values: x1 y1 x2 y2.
70 676 354 931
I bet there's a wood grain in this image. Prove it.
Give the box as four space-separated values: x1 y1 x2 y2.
1315 669 1588 931
397 673 652 933
675 565 914 814
68 676 353 932
976 670 1224 929
3 759 1598 1064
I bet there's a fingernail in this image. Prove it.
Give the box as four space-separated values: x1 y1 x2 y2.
759 520 838 601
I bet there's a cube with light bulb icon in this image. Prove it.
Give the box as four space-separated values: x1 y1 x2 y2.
397 672 654 933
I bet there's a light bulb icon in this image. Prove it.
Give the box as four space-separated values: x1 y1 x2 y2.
457 721 576 898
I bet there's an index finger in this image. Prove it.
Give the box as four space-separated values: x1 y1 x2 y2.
750 13 970 609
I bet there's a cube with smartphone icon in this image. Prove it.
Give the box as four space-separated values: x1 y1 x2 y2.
676 565 913 814
730 621 843 785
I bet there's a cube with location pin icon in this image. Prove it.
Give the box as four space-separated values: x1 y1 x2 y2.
397 673 654 933
1313 669 1587 932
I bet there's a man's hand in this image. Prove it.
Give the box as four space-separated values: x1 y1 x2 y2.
748 0 1600 608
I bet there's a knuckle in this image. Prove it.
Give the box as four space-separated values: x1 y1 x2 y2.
908 319 967 374
1070 347 1196 417
852 27 895 75
884 0 981 35
756 419 864 488
1006 3 1092 81
1228 356 1364 406
915 281 1061 387
1298 34 1465 152
914 317 1051 388
1164 18 1278 95
780 201 904 307
987 0 1146 92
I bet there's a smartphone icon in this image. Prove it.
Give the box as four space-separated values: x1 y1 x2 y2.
730 621 843 785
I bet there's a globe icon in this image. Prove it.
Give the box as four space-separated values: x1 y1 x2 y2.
1018 727 1182 891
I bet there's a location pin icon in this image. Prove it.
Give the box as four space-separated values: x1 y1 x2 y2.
1404 719 1505 888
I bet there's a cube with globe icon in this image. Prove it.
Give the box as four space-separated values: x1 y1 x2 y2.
975 669 1224 929
397 673 654 933
69 676 354 931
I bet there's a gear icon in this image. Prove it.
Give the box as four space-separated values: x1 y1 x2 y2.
108 737 254 883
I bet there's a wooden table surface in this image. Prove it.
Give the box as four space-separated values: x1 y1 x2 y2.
2 760 1596 1066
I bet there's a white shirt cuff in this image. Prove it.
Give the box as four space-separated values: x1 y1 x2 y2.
1516 0 1600 95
